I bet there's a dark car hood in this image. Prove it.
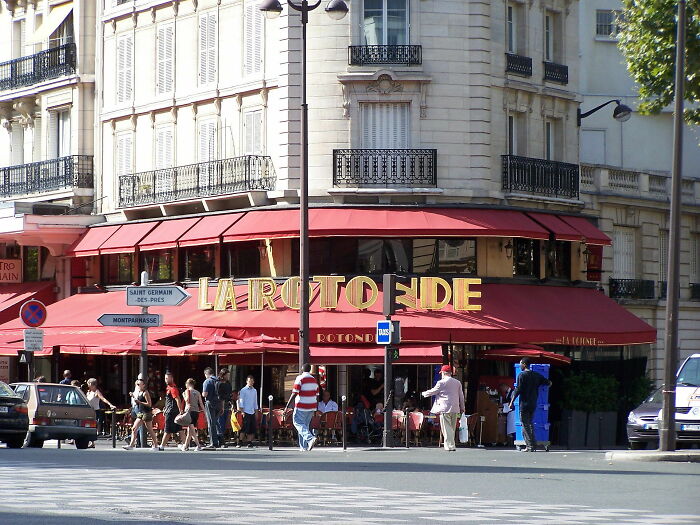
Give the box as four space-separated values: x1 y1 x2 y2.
0 395 25 405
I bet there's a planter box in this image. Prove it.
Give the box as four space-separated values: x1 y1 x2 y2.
561 410 617 449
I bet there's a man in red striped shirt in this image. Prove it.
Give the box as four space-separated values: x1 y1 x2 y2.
286 363 319 451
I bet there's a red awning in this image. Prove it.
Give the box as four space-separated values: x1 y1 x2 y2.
178 213 245 248
222 207 550 242
479 346 572 366
526 213 583 242
138 217 201 251
559 216 612 246
0 282 56 326
99 223 159 255
68 225 121 257
311 344 443 365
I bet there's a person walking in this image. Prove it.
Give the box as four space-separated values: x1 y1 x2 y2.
201 367 221 449
215 368 233 447
421 365 465 451
236 375 259 448
508 357 552 452
286 363 319 451
159 371 185 450
86 378 116 439
180 378 205 452
122 379 159 450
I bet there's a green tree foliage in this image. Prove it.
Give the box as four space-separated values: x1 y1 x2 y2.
562 373 620 413
618 0 700 125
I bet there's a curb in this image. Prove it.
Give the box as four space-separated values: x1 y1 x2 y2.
605 450 700 463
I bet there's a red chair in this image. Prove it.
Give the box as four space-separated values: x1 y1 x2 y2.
270 408 293 444
318 411 342 446
407 411 425 446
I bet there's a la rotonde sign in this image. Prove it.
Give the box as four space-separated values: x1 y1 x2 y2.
196 276 482 312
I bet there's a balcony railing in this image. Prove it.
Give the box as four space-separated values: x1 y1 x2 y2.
0 43 76 92
691 283 700 300
609 278 655 299
348 45 422 66
501 155 579 199
118 155 276 208
0 155 93 198
333 149 437 187
505 53 532 76
544 61 569 84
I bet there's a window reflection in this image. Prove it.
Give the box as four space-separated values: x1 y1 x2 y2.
226 242 260 278
141 249 173 282
102 253 134 285
181 246 215 281
513 238 539 277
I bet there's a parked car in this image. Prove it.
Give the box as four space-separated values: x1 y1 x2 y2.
627 388 662 449
11 382 97 449
0 381 29 449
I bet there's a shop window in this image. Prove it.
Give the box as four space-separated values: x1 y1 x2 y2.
22 246 53 282
357 239 412 274
101 253 134 285
141 250 174 283
438 239 477 274
544 240 570 279
292 238 358 275
181 246 216 282
226 242 260 278
513 238 539 277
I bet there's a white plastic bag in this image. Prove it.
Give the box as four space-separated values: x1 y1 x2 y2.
458 414 469 443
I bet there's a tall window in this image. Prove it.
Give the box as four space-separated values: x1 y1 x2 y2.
156 23 174 94
544 12 553 62
115 132 133 177
658 230 668 282
243 110 263 155
544 118 561 161
116 34 133 103
244 0 264 76
154 125 174 198
691 234 700 284
544 240 571 279
198 119 217 190
48 109 71 159
505 2 524 54
612 226 636 279
10 123 24 165
361 102 409 149
513 238 540 277
49 13 74 48
596 10 623 38
506 5 515 53
363 0 408 46
198 12 217 85
507 112 525 156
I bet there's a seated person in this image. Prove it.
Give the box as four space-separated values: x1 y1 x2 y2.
317 390 338 413
402 394 420 413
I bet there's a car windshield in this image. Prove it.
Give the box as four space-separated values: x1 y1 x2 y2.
677 357 700 386
0 381 16 397
646 388 662 404
36 385 89 406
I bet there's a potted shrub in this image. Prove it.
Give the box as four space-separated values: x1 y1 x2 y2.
560 373 619 449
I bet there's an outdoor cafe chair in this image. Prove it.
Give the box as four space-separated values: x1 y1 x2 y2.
270 408 293 445
318 411 342 446
406 411 425 447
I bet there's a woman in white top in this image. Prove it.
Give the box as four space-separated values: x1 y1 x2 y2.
180 378 205 452
86 378 116 446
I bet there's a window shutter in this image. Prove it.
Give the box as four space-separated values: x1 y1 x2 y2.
117 35 133 102
613 227 635 279
47 112 58 159
199 120 216 162
198 13 216 85
11 123 24 165
58 110 71 157
244 111 262 154
244 1 263 76
155 127 174 170
116 38 125 102
659 230 669 281
361 103 410 149
116 134 133 177
157 24 174 93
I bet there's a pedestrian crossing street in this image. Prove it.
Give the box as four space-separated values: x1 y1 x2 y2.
1 458 698 524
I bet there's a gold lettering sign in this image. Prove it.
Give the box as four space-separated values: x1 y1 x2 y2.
396 277 418 309
280 276 301 310
419 277 452 310
453 278 482 311
345 276 378 310
248 278 277 311
198 277 213 310
214 278 237 311
313 275 346 309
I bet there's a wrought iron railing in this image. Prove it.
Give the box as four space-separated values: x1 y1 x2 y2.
118 155 276 208
543 61 568 84
333 149 437 187
690 283 700 300
501 155 579 199
0 155 93 198
505 53 532 76
609 278 655 299
0 43 76 92
348 45 422 66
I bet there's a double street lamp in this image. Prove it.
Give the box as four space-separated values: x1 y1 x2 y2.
259 0 348 370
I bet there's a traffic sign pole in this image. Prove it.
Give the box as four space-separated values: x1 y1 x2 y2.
139 271 149 384
383 315 394 449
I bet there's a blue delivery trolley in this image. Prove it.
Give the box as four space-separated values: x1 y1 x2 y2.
513 363 551 451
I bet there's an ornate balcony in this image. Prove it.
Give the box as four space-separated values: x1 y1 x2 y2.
118 155 276 208
609 278 655 300
544 61 569 84
505 53 532 76
333 149 437 187
0 155 93 199
501 155 579 199
0 43 76 92
348 45 422 66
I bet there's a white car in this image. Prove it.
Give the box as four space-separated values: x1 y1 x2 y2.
655 354 700 445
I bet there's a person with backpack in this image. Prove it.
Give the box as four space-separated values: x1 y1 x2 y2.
215 368 233 447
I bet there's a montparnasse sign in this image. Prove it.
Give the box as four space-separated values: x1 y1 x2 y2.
197 276 482 312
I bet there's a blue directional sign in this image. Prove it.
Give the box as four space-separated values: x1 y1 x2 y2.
376 320 392 345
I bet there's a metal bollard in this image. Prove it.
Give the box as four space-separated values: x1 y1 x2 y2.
405 411 409 449
268 395 273 451
341 395 347 451
111 410 117 449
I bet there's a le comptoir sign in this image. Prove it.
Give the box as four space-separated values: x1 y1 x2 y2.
196 276 482 312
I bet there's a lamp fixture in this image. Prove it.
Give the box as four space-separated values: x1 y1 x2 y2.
579 239 591 266
501 239 513 259
577 99 632 126
258 240 269 259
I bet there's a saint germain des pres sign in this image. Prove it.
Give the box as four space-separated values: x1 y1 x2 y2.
197 276 482 312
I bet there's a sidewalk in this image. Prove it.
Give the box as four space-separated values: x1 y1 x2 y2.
605 449 700 463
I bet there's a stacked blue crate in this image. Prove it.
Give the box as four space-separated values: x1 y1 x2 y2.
513 363 550 449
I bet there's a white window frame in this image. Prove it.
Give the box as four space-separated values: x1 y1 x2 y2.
154 125 174 170
244 0 264 77
506 4 516 53
596 10 623 39
544 119 554 161
116 34 134 104
197 118 217 192
362 0 409 46
115 131 134 178
612 226 636 279
156 23 174 95
243 109 263 155
198 12 217 86
544 12 553 62
49 108 71 159
360 102 410 149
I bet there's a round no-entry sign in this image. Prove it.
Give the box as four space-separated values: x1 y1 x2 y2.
20 300 47 328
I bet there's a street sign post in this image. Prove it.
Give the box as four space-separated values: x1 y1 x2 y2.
23 329 44 352
97 313 163 328
126 285 191 307
376 320 400 345
17 350 33 366
20 300 47 328
377 318 401 448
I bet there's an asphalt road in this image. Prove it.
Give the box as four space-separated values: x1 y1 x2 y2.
1 440 699 524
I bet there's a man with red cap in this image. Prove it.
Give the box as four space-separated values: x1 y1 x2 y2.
421 365 465 451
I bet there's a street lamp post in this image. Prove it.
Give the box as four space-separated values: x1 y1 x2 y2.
577 99 633 126
259 0 348 371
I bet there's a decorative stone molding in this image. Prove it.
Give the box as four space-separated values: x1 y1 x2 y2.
340 84 350 118
419 82 428 119
170 106 178 124
234 94 242 112
13 97 37 128
540 95 567 120
149 111 156 128
367 74 403 95
260 88 269 108
503 88 533 114
214 97 221 116
172 0 179 16
129 114 137 131
191 102 198 117
0 103 13 131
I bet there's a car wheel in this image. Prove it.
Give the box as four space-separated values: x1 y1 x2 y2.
629 441 647 450
75 437 91 450
6 436 25 449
